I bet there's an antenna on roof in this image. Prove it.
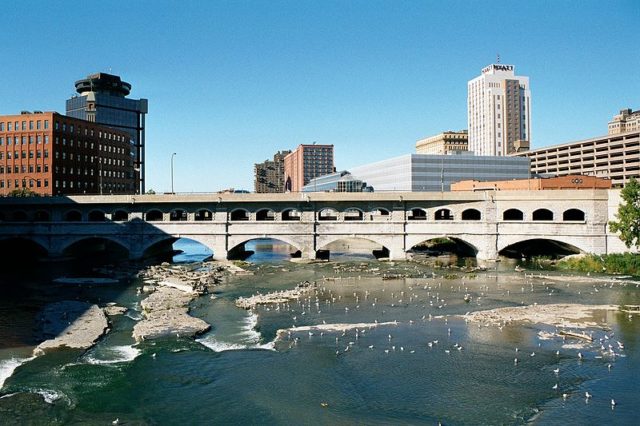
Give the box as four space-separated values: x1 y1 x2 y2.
496 53 501 64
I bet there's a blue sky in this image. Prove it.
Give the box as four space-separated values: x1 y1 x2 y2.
2 1 639 192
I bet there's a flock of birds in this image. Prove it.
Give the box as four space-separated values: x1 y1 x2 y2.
253 263 634 413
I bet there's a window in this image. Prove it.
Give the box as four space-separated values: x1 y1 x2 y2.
0 123 3 131
21 121 26 130
36 121 41 130
44 120 49 129
29 121 33 130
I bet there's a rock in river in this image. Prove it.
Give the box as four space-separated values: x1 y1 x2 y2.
132 287 210 342
35 301 109 354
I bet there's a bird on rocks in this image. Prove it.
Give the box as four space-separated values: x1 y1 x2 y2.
553 368 559 375
552 384 558 390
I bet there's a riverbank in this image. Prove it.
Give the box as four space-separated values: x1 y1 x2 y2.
557 253 640 276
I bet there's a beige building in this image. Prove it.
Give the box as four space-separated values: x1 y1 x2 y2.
468 64 531 156
512 130 640 187
416 130 468 154
609 108 640 135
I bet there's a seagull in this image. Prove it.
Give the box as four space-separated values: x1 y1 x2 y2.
552 384 558 390
585 392 592 399
578 352 583 360
514 358 518 364
112 420 119 425
562 393 568 400
611 399 616 407
553 368 559 374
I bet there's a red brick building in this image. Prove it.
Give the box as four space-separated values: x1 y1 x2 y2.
284 144 334 192
0 111 137 196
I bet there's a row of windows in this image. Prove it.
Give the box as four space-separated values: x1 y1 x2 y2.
0 119 49 132
0 179 49 188
0 135 49 145
0 164 49 173
54 121 127 142
0 150 49 159
55 137 130 154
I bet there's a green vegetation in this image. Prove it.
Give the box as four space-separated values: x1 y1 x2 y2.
8 188 38 197
609 177 640 249
558 253 640 276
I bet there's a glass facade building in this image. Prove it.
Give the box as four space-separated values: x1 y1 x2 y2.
66 73 148 194
349 154 530 192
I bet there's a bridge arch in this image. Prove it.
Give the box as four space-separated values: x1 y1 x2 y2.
461 208 481 221
256 208 276 221
170 208 188 221
318 207 338 221
112 210 129 221
64 210 83 222
282 208 301 221
532 208 553 221
195 209 213 221
60 236 130 259
145 209 163 221
88 210 106 222
503 208 524 221
498 237 583 259
316 235 391 260
563 208 585 221
230 208 250 221
226 235 305 259
408 208 427 220
434 208 454 221
344 207 364 221
408 236 478 257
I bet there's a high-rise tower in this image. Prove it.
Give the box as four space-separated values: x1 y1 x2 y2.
467 64 531 156
66 73 148 194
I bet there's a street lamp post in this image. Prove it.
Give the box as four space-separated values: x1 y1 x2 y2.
171 152 177 194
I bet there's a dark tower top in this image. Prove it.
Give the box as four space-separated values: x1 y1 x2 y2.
74 73 131 97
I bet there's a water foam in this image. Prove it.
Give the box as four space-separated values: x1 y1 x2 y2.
197 311 275 352
83 345 141 365
0 357 35 389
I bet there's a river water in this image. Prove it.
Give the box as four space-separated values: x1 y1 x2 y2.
0 239 639 425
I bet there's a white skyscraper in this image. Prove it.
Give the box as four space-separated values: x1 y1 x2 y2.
467 64 531 156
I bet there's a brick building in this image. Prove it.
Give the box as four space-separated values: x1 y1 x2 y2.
0 111 137 196
284 144 334 192
254 150 290 193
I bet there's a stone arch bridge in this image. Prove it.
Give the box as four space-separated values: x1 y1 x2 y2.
0 189 627 261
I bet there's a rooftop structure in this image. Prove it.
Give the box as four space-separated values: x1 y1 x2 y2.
416 130 468 155
302 171 369 192
66 73 148 194
608 108 640 135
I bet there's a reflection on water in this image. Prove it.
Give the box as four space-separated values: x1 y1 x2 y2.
0 239 638 424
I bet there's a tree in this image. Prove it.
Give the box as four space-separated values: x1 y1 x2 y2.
609 177 640 249
8 188 37 197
